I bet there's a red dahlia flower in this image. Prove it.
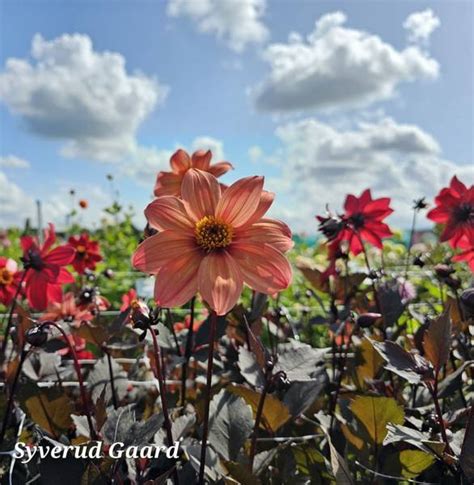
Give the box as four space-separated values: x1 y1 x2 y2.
133 169 293 315
120 288 138 311
0 257 20 306
20 224 75 310
339 189 393 255
427 176 474 247
154 149 233 197
68 233 102 274
58 334 94 360
453 235 474 272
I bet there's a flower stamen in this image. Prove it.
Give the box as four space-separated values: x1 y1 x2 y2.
195 216 233 252
0 269 13 286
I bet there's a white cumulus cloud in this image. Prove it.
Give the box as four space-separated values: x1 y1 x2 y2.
167 0 268 52
0 155 30 169
404 9 440 45
0 34 167 162
253 11 439 112
262 117 471 231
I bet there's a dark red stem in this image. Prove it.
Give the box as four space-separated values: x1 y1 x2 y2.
198 311 217 485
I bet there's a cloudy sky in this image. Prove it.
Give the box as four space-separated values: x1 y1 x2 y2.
0 0 472 233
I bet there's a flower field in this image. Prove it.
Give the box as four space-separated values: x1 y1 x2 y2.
0 151 473 484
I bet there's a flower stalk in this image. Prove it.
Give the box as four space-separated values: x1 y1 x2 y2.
249 366 272 472
147 322 180 485
1 269 28 359
198 310 217 485
40 321 97 440
181 297 195 406
0 345 28 444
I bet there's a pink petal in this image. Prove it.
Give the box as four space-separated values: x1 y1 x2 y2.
198 251 243 316
181 169 221 221
234 218 293 253
229 242 292 294
154 172 183 197
191 150 212 170
208 161 234 178
170 149 191 173
132 231 197 273
154 252 201 308
215 176 264 228
145 196 194 232
244 190 275 226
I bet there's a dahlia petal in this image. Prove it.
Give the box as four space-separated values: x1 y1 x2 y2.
47 284 63 305
20 235 35 254
234 218 294 253
181 169 221 220
41 223 56 255
198 251 243 315
63 292 76 315
191 150 212 170
359 189 373 207
450 175 467 195
344 194 359 214
154 172 183 197
427 206 450 223
216 176 264 228
154 252 201 308
360 229 384 249
44 245 76 265
363 221 393 238
207 161 234 178
145 196 194 232
244 190 275 226
56 267 75 284
170 149 191 173
132 231 197 273
39 264 60 283
229 242 292 294
26 272 49 310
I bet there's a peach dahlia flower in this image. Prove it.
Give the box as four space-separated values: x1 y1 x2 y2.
133 169 293 315
154 148 233 197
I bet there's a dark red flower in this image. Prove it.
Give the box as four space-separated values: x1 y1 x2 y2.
339 189 393 255
0 257 20 306
453 235 474 272
20 224 75 310
427 176 474 248
68 233 102 274
120 288 137 311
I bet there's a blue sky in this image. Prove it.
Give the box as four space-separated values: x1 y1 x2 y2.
0 0 472 232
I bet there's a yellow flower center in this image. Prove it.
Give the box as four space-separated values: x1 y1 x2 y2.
195 216 233 252
76 245 87 254
0 269 13 286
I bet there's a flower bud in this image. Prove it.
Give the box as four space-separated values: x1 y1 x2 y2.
25 326 48 347
357 312 382 328
434 264 455 279
317 215 343 241
460 288 474 315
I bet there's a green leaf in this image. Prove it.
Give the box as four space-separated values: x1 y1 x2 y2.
228 384 291 431
350 396 404 444
399 450 435 479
